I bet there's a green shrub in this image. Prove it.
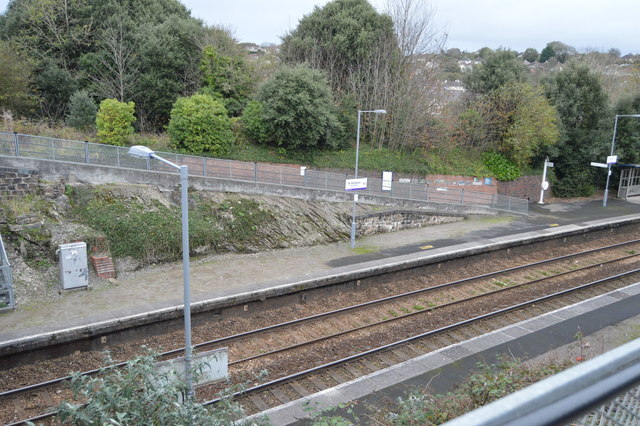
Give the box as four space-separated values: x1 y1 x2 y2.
241 100 269 143
168 93 234 155
481 151 521 181
96 99 135 146
253 64 343 151
552 168 596 197
57 350 259 425
66 90 97 131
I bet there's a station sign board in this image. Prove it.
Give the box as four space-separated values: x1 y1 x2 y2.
346 178 368 191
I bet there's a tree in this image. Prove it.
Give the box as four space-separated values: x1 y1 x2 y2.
280 0 396 96
543 63 610 196
0 40 37 116
540 41 576 64
66 90 97 130
242 64 343 151
612 95 640 165
36 61 77 120
539 45 555 63
96 98 135 146
80 13 140 102
167 93 234 155
200 46 255 117
464 49 528 95
483 82 559 166
522 48 539 63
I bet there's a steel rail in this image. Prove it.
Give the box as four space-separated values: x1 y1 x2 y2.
2 239 639 401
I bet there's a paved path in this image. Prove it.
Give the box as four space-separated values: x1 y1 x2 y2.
2 197 640 343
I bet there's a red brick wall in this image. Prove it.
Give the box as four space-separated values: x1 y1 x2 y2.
497 176 541 202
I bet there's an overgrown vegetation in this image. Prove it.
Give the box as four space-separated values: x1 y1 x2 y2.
67 186 274 262
57 350 266 425
310 356 573 425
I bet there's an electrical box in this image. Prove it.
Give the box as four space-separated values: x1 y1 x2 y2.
59 242 88 290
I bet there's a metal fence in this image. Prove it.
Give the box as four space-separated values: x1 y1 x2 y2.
0 131 528 215
0 233 15 312
444 337 640 426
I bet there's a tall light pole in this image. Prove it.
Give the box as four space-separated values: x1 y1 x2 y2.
128 145 193 398
351 109 386 248
603 114 640 207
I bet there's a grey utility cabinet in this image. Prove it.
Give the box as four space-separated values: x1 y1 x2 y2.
59 242 88 290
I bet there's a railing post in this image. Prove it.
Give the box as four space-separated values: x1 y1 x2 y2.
51 138 55 160
461 189 464 205
203 157 207 177
254 162 257 182
13 132 19 157
84 141 90 164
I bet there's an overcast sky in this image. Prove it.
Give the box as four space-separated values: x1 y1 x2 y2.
1 0 638 55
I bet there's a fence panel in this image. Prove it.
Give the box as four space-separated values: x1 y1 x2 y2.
0 131 528 215
0 132 16 156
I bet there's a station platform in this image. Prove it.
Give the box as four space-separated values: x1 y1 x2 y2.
1 196 640 346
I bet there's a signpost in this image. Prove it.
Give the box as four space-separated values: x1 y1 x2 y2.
538 157 554 204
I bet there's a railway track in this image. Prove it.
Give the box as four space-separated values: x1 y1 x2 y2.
3 238 640 424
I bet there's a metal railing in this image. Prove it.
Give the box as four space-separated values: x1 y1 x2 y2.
0 131 528 215
444 337 640 426
0 233 15 312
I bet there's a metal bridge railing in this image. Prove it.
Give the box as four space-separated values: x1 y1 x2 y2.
0 233 15 312
0 131 528 215
444 337 640 426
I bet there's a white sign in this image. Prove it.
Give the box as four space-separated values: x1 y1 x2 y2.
382 171 392 191
153 348 228 401
300 166 306 176
346 178 368 191
547 162 554 167
607 155 618 165
590 162 608 168
399 178 411 183
541 181 549 190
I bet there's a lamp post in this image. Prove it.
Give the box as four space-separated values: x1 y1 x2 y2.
603 114 640 207
350 109 386 249
128 146 193 398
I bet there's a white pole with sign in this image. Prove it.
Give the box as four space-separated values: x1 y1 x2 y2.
538 157 554 204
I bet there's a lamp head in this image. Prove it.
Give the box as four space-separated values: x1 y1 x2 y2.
128 145 155 159
373 109 387 114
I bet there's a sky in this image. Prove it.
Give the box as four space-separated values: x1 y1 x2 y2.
0 0 638 55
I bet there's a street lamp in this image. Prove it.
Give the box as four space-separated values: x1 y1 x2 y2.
128 145 193 398
350 109 387 248
603 114 640 207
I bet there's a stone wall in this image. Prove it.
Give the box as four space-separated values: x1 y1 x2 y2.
0 167 40 199
358 210 465 236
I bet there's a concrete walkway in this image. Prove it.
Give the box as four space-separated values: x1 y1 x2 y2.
1 197 640 343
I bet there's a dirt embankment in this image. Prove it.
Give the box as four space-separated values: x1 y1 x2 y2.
1 182 462 308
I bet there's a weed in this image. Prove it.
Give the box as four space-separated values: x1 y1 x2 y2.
626 250 637 255
399 306 411 314
413 304 425 311
387 310 399 318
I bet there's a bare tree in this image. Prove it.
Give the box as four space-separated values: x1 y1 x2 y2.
373 0 447 149
88 19 139 102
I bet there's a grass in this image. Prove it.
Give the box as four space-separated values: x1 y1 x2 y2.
6 118 497 178
67 186 274 261
352 245 378 254
312 355 573 425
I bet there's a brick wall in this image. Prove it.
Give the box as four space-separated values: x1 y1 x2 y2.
497 176 541 202
0 167 40 199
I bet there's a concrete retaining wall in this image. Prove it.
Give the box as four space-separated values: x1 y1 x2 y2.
0 155 498 216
